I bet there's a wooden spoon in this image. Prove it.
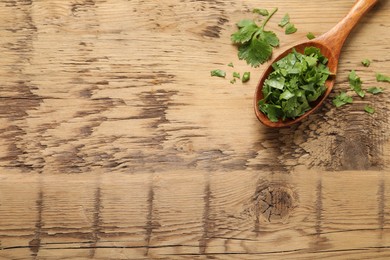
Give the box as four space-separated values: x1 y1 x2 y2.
254 0 378 128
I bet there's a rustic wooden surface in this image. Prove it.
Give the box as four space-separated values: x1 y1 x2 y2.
0 0 389 259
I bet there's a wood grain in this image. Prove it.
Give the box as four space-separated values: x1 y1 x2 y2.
0 0 390 259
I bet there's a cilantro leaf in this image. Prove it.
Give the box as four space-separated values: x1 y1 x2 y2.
230 78 236 84
306 32 315 40
210 69 226 78
364 105 375 114
261 31 280 47
242 72 250 82
285 23 297 34
253 8 269 16
332 92 353 108
361 59 371 67
376 73 390 83
238 37 273 67
280 90 294 100
231 21 258 44
279 13 289 28
233 72 240 79
367 87 383 94
348 70 365 98
231 8 279 67
236 19 255 28
228 62 234 67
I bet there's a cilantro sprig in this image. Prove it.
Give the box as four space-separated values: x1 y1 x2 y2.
348 70 365 98
278 13 298 34
361 59 371 67
258 47 331 122
364 105 375 114
210 69 226 78
231 8 279 67
367 87 383 94
332 92 353 108
376 73 390 83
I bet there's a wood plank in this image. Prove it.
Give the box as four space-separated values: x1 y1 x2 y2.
1 170 390 259
0 0 389 174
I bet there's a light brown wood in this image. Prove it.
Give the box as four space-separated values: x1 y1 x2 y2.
0 0 390 259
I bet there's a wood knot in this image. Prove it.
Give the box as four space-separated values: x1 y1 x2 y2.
249 181 298 223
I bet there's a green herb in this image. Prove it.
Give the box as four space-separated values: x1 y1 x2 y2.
228 62 234 67
376 73 390 83
364 105 375 114
230 78 236 84
233 72 240 79
332 92 353 108
258 47 331 122
367 87 383 94
285 23 297 34
278 13 289 28
361 59 371 67
231 8 279 67
306 32 315 40
348 70 365 98
253 8 269 16
242 72 250 82
210 69 226 78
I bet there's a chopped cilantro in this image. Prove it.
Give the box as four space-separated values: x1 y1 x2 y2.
210 69 226 78
367 87 383 94
231 8 279 67
285 23 297 34
228 62 234 67
306 32 316 40
364 105 375 114
230 78 236 84
361 59 371 67
242 72 250 82
258 47 331 122
332 92 353 108
376 73 390 83
233 72 240 79
253 8 269 16
278 13 289 28
348 70 365 98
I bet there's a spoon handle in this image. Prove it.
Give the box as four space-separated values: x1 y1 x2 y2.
316 0 378 60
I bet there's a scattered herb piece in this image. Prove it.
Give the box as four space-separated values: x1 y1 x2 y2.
210 69 226 78
228 62 234 67
367 87 383 94
361 59 371 67
231 8 279 67
364 105 375 114
253 8 269 16
332 92 353 108
258 47 331 122
348 70 365 98
242 72 250 82
233 72 240 79
306 32 315 40
376 73 390 83
285 23 297 34
278 13 290 28
230 78 236 84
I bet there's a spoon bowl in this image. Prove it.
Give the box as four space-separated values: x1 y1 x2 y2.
254 0 378 128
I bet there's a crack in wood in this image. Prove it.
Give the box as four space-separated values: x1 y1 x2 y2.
89 185 102 258
28 187 43 258
199 174 212 254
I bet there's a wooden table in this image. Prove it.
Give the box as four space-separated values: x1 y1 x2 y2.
1 0 389 259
